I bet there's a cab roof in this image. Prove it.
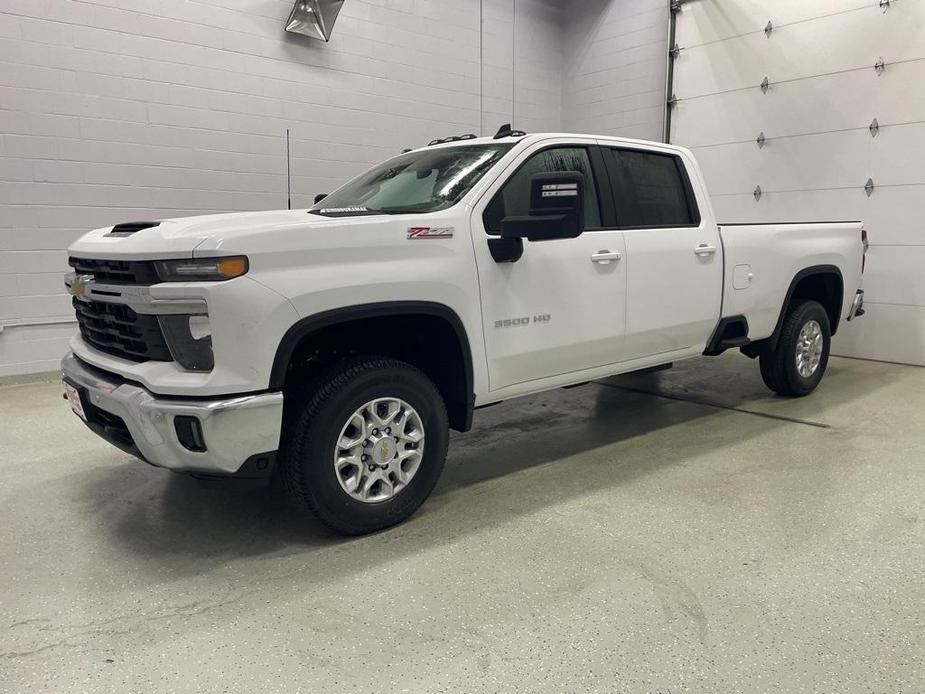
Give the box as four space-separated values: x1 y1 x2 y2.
415 132 691 156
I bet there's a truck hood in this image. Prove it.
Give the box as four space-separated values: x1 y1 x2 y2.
68 209 357 260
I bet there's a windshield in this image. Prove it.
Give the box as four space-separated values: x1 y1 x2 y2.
310 143 514 217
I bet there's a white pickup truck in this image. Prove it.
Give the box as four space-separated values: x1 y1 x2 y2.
62 129 867 534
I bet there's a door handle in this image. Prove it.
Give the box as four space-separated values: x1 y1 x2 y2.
694 244 717 256
591 250 622 264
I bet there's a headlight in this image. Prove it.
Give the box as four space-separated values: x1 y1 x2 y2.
158 315 214 371
154 256 248 282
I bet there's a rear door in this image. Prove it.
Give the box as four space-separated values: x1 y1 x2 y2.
471 139 628 391
602 146 723 359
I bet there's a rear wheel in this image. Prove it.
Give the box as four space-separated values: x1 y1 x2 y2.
280 356 448 535
759 300 831 397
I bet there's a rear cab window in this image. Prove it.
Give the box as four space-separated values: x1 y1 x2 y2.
606 149 700 229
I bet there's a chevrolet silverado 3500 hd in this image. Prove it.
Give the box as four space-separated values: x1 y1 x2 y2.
62 130 867 534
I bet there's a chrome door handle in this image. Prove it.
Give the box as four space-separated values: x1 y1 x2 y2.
694 244 717 256
591 250 622 264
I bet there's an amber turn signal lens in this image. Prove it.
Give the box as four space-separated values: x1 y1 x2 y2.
216 257 248 279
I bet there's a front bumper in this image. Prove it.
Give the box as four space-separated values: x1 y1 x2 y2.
62 352 284 475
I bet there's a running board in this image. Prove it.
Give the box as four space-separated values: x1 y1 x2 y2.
717 336 750 349
626 362 673 375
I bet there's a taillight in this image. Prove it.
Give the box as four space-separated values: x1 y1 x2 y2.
861 228 869 273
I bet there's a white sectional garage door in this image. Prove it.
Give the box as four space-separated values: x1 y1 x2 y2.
669 0 925 365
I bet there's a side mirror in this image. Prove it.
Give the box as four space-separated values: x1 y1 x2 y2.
500 171 585 242
313 193 328 204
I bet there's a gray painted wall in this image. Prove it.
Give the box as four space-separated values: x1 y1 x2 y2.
562 0 668 141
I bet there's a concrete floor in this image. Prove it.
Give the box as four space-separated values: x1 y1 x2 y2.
1 353 923 693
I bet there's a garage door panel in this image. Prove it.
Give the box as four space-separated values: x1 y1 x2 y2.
675 5 923 97
834 302 925 365
675 0 871 48
872 122 925 185
861 246 925 306
713 190 861 224
712 187 925 246
673 59 925 146
695 131 872 194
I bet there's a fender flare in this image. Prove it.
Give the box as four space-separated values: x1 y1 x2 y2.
767 265 843 351
269 301 475 429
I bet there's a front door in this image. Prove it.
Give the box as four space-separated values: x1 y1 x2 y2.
471 140 627 391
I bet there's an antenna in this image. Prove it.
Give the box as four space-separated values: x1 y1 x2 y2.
286 128 292 210
493 123 526 139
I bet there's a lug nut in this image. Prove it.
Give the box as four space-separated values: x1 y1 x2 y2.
372 428 379 436
385 427 391 434
361 454 369 461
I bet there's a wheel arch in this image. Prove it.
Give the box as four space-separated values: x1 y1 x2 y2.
767 265 844 351
270 301 475 432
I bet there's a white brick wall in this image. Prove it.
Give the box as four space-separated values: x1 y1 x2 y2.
0 0 573 376
562 0 668 141
480 0 562 134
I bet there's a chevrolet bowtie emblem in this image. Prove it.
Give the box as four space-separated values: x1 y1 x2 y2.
69 274 94 301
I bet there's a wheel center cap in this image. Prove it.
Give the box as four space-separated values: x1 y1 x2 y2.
369 436 396 466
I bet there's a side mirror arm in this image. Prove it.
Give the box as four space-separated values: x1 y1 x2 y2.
488 237 524 263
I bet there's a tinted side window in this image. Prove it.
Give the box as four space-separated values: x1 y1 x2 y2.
610 149 698 228
484 147 602 233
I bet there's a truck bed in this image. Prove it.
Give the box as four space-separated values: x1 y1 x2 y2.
718 221 864 342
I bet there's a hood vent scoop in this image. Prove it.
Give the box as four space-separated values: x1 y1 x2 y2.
107 221 161 237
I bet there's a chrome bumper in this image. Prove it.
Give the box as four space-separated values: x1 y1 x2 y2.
61 353 283 475
847 289 866 321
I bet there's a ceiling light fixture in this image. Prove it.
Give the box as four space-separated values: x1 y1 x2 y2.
285 0 344 42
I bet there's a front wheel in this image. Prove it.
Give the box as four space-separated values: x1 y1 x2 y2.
280 357 449 535
759 300 831 397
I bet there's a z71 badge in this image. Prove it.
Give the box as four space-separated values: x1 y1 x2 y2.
407 226 454 240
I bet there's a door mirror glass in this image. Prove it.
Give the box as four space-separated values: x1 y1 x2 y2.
500 172 585 241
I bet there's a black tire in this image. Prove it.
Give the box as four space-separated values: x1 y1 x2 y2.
759 300 831 397
280 356 448 535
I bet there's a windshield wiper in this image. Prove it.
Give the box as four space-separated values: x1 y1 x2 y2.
308 206 384 217
376 199 451 214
